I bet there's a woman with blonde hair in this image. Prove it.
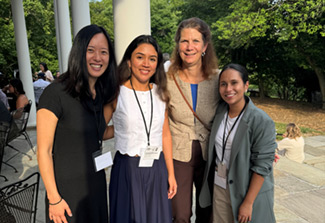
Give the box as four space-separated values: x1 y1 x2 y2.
277 123 305 163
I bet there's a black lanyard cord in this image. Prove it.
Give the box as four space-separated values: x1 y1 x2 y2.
130 79 153 146
92 99 103 149
221 101 247 163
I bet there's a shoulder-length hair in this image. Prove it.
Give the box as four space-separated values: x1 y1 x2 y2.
118 35 169 103
285 123 302 139
40 62 49 72
58 24 119 104
168 17 218 79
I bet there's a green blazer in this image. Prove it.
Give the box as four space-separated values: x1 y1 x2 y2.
199 97 276 223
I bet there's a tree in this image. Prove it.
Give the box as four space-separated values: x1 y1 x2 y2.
213 0 325 108
24 0 58 74
89 0 114 40
150 0 181 54
0 0 19 78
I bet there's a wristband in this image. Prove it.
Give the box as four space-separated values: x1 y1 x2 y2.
49 197 63 205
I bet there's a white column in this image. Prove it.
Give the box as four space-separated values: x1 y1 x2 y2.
53 0 63 74
54 0 72 73
113 0 151 63
71 0 91 37
11 0 36 126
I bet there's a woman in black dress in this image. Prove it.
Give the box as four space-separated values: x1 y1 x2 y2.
37 24 119 223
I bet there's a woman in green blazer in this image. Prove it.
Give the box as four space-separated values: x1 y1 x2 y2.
199 63 276 223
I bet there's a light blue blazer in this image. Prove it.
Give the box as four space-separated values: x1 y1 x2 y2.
199 97 276 223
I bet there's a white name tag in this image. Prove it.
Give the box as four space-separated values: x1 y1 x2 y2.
138 146 161 167
93 151 113 172
143 146 162 160
139 158 154 167
217 162 227 179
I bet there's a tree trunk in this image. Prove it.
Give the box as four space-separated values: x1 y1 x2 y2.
258 79 265 98
306 56 325 109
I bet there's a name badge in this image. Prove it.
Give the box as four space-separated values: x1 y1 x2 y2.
217 162 227 179
93 150 113 172
139 146 161 167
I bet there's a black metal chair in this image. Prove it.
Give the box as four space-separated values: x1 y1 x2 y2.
0 172 40 223
0 121 10 181
1 121 19 179
6 100 34 162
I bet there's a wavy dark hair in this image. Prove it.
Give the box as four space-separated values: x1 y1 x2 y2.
118 35 169 103
168 17 218 79
58 24 119 104
10 78 25 95
39 62 49 72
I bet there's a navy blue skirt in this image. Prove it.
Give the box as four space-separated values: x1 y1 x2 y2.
109 151 172 223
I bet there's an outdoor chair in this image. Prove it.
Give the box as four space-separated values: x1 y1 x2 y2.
6 100 34 162
0 121 17 180
0 121 10 181
0 172 40 223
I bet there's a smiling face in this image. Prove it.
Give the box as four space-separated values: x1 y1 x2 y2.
86 33 109 83
219 68 249 109
178 28 207 68
128 43 158 88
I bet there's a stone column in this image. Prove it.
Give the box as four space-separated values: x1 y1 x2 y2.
113 0 151 63
54 0 72 73
11 0 36 126
71 0 91 37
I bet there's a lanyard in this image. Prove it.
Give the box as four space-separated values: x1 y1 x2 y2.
221 102 247 163
130 79 153 146
92 99 103 150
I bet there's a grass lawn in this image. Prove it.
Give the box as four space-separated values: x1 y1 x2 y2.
275 122 324 140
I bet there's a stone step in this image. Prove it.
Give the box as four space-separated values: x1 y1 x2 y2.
275 156 325 186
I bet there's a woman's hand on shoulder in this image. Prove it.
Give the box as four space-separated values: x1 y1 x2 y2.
167 175 177 199
49 199 72 223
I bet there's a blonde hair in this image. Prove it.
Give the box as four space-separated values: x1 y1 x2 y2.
285 123 302 139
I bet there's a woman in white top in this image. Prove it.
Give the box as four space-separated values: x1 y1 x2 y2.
103 35 177 223
40 62 54 82
277 123 305 163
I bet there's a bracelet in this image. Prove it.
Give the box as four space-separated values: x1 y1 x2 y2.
49 197 63 205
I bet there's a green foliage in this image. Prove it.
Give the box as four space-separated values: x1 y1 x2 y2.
0 0 58 77
24 0 58 74
150 0 180 54
89 0 114 40
0 0 17 78
209 0 325 104
1 0 324 107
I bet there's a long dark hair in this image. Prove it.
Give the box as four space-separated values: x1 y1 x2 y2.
10 78 25 95
40 62 49 72
168 17 218 79
118 35 169 103
58 24 119 104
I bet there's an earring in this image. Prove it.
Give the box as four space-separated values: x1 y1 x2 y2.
201 51 206 57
